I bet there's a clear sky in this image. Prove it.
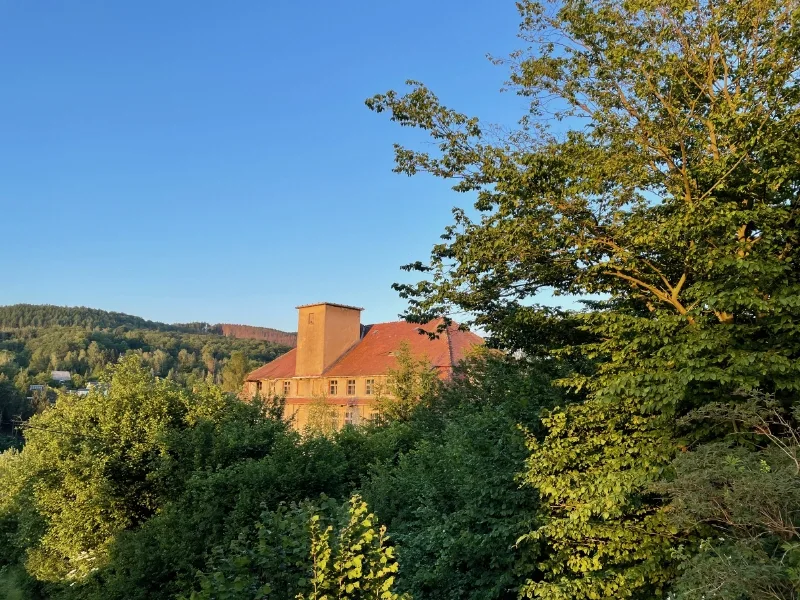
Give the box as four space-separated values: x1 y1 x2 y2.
0 1 529 332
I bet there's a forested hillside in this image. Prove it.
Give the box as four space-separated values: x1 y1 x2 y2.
0 305 292 441
218 323 297 347
0 304 297 344
0 304 212 333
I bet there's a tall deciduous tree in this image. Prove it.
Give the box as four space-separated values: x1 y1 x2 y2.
0 356 282 585
221 351 250 393
0 376 28 432
15 356 189 581
376 341 440 422
369 0 800 597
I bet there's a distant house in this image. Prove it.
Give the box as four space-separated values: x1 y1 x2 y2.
86 381 108 394
244 302 483 430
50 371 71 383
29 384 45 392
69 389 90 397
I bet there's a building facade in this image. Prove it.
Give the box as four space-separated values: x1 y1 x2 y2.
244 302 483 429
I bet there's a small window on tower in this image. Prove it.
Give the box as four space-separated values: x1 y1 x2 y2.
308 313 315 324
329 380 338 395
346 379 356 395
283 380 291 396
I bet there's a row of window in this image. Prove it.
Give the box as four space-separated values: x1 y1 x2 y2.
307 405 376 428
328 378 376 396
256 378 376 397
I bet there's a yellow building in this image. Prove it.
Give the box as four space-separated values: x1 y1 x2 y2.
244 302 483 429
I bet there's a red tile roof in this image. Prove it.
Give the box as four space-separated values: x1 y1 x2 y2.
245 320 482 381
246 348 296 381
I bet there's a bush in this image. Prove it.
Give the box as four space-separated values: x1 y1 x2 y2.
185 495 408 600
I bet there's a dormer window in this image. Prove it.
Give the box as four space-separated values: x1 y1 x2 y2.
283 380 291 396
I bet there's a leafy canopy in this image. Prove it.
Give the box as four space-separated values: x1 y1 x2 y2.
368 0 800 341
658 394 800 599
375 341 441 422
363 352 559 600
0 355 286 584
185 495 408 600
368 0 800 597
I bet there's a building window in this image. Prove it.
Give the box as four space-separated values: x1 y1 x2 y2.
329 380 338 395
256 381 263 393
308 313 315 324
346 379 356 395
283 380 291 396
345 406 358 426
365 379 375 395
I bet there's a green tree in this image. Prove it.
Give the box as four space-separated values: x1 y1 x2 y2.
221 351 250 393
150 349 172 377
186 495 408 600
658 394 800 599
363 353 559 600
86 341 106 373
202 344 219 383
0 565 37 600
0 376 28 432
368 0 800 596
0 356 285 584
306 395 340 436
62 409 359 600
376 342 439 422
0 350 19 377
1 349 416 600
12 356 190 581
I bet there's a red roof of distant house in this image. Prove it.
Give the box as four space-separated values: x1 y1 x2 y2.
245 320 482 381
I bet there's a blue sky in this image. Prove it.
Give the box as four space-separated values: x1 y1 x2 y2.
0 1 530 332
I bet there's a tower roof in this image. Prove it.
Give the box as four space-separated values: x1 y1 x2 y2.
295 302 364 311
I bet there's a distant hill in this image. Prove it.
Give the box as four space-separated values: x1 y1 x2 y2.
0 304 296 418
0 304 214 333
0 304 182 331
0 304 296 344
218 324 297 347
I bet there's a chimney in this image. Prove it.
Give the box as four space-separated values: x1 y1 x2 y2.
295 302 363 376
